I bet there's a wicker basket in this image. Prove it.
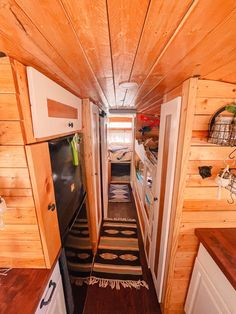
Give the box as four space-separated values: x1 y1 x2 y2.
208 106 236 146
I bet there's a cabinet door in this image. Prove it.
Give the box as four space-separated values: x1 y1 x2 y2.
35 262 66 314
185 259 231 314
27 67 82 139
47 279 67 314
26 143 61 267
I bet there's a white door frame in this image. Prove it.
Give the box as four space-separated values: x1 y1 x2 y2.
150 97 181 301
100 114 108 218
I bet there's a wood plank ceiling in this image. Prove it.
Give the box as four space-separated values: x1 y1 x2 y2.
0 0 236 112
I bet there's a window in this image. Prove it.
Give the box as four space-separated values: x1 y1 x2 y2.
108 117 133 144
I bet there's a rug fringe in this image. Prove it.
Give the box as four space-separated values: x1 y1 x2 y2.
105 217 136 222
70 276 90 286
86 276 149 290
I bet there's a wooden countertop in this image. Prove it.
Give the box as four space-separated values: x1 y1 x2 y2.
0 267 52 314
195 228 236 290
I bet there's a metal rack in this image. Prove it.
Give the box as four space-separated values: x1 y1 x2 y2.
208 106 236 146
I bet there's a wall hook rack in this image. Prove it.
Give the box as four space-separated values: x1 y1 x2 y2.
228 148 236 159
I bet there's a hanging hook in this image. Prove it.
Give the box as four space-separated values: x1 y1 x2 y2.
228 148 236 160
227 192 235 204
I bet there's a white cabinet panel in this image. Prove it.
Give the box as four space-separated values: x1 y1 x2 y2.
185 244 236 314
35 262 66 314
27 67 82 138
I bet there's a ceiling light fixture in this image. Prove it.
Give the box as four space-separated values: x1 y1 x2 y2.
119 81 138 89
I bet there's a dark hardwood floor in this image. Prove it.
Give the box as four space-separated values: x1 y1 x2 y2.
83 185 161 314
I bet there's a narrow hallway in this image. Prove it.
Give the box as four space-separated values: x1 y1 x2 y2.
83 185 161 314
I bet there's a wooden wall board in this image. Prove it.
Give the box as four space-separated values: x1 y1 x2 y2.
0 188 32 197
197 80 236 98
183 199 236 211
0 121 24 145
186 174 217 187
181 211 236 223
0 62 15 93
0 146 27 167
0 256 45 268
4 207 37 225
0 94 19 120
189 146 236 161
0 168 31 189
0 225 40 241
163 79 236 313
195 97 236 115
3 196 35 208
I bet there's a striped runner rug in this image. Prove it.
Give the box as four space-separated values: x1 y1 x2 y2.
87 218 148 290
65 218 93 285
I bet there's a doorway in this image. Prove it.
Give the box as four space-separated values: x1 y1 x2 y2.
150 97 182 301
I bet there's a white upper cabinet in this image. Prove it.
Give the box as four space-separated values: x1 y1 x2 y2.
27 67 82 139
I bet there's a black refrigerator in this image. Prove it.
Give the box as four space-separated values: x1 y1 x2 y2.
48 135 93 314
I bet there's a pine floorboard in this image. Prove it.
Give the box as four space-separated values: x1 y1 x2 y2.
83 185 161 314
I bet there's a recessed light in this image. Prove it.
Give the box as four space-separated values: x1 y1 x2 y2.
119 81 138 89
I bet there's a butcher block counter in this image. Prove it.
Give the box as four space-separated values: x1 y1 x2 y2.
0 267 51 314
195 228 236 290
185 228 236 313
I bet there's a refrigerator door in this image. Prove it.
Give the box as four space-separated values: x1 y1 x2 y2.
49 135 85 239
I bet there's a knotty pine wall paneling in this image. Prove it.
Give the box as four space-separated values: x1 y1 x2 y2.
0 56 45 268
163 79 236 313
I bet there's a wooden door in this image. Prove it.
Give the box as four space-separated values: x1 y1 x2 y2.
92 105 102 229
150 97 181 301
100 114 108 218
82 100 102 252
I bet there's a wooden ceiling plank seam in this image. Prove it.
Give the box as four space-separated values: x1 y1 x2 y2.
134 0 236 106
14 0 107 106
59 0 116 106
6 0 101 102
0 29 98 107
105 0 117 108
0 7 84 98
174 9 236 81
122 0 152 107
139 8 236 104
124 0 194 107
10 1 85 93
57 0 110 108
203 59 236 82
107 0 150 107
60 0 115 103
138 99 162 113
137 93 162 110
10 0 86 90
127 0 199 107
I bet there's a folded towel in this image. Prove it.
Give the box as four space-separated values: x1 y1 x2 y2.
70 134 79 166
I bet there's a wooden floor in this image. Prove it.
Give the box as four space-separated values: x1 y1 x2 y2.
83 185 161 314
